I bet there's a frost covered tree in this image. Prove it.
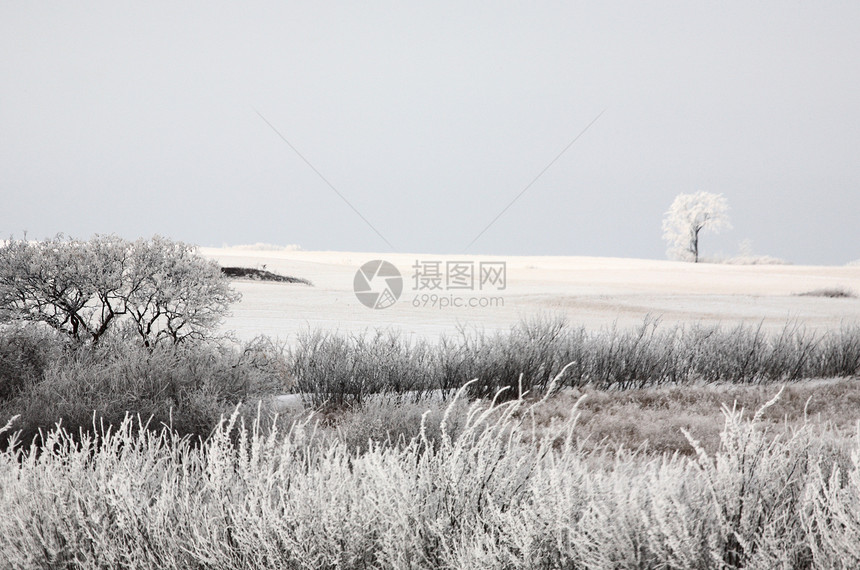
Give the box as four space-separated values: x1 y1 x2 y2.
124 236 241 346
0 234 239 346
662 192 732 262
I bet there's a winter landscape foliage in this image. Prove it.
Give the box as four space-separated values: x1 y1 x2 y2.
1 316 860 568
1 235 860 568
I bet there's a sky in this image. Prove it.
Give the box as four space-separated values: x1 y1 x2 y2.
2 2 858 265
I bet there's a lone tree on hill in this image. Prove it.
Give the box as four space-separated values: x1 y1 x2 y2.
662 191 732 263
0 234 239 346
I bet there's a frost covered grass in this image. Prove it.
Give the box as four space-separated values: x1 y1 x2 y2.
291 317 860 406
2 385 860 569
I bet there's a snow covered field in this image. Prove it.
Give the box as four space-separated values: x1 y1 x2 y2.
201 247 860 343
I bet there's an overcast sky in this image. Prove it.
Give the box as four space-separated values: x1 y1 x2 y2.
2 2 858 264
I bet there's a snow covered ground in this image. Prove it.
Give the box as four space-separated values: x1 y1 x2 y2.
201 247 860 343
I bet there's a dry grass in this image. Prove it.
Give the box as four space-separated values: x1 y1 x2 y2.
523 377 860 456
288 377 860 462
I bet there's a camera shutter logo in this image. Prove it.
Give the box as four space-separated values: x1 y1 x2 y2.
353 260 403 309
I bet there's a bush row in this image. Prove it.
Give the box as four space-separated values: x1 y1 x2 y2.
290 316 860 406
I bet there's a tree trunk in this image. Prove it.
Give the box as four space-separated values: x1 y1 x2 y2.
692 227 700 263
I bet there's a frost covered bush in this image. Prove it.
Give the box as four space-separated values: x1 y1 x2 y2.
0 332 290 449
0 324 67 404
290 329 438 408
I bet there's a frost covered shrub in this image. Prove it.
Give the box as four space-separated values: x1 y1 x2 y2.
572 317 680 389
815 325 860 379
290 329 438 408
803 443 860 567
0 324 68 403
0 334 290 449
678 390 815 568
